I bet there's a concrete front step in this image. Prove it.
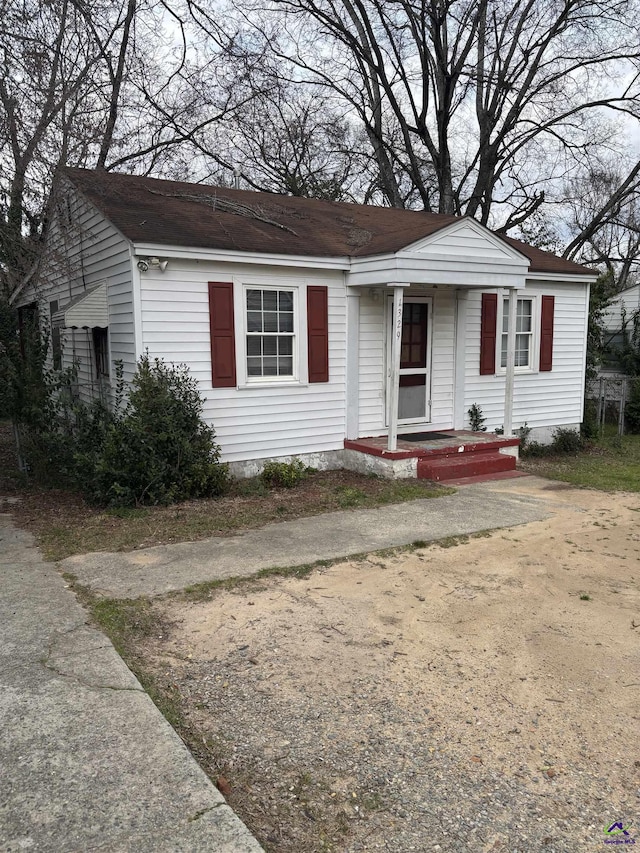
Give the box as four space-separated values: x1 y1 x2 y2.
417 449 516 481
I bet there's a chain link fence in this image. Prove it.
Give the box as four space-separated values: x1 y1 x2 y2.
586 376 640 435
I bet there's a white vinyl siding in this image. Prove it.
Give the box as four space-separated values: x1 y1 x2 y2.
139 260 346 464
37 183 135 402
464 282 589 432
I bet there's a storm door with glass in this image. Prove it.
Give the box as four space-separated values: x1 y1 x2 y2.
388 296 432 424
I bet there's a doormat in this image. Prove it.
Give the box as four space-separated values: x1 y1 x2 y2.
400 431 453 442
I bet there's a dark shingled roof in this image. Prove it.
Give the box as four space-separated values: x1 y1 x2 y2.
63 168 593 276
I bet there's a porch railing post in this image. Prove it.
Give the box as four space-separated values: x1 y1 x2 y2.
503 287 517 437
387 284 406 452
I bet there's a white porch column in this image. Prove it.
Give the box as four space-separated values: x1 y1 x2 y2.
503 287 518 437
345 288 361 440
453 288 469 429
387 284 407 451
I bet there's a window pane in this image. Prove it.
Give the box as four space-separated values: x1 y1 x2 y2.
516 300 532 333
263 336 277 355
279 291 293 311
247 290 262 310
279 312 294 332
502 299 509 333
263 291 277 311
279 337 293 356
501 335 508 368
247 337 261 356
247 311 262 332
515 333 530 366
247 357 262 376
263 356 278 376
263 311 278 332
278 356 293 375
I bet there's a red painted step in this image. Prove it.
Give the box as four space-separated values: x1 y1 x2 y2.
417 449 516 481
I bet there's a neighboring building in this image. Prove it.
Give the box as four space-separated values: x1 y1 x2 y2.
21 168 596 477
600 283 640 375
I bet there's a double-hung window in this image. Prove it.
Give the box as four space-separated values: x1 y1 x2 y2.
501 297 533 369
246 288 295 378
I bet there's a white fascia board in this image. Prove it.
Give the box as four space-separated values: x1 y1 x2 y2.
347 253 526 288
524 271 599 284
403 216 531 264
132 242 350 271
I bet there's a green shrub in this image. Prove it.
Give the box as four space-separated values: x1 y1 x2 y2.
581 397 599 441
521 440 551 458
551 427 583 454
84 354 229 506
467 403 486 431
625 378 640 434
260 459 310 489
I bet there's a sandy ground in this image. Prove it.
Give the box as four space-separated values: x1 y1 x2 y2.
143 481 640 852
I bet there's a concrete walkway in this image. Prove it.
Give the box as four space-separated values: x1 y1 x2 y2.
61 478 554 600
0 514 263 852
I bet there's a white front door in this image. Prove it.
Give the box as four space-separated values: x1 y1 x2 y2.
387 296 432 425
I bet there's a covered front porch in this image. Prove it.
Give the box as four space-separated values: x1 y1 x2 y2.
343 430 522 483
345 217 533 456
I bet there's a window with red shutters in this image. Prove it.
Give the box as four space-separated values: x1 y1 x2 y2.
208 282 236 387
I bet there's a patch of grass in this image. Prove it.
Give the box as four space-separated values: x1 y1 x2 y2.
521 434 640 492
579 593 592 601
436 534 470 548
104 506 151 520
335 486 367 508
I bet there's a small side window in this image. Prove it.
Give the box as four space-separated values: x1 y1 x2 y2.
92 327 109 379
49 301 62 370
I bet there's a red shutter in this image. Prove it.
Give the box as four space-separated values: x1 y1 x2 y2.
208 282 236 387
539 295 555 372
480 293 498 375
307 285 329 383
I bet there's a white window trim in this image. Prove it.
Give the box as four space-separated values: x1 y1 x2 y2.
496 291 539 375
233 277 309 388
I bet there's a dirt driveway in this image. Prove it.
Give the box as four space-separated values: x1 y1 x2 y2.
140 481 640 852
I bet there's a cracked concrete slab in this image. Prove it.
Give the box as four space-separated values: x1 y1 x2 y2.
0 515 263 853
61 477 554 599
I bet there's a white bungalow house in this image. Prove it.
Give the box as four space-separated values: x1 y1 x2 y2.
25 168 596 480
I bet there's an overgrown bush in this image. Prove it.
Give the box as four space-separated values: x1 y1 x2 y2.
6 328 229 505
261 459 310 489
625 378 640 434
551 426 583 453
522 426 584 458
581 398 599 441
85 354 229 506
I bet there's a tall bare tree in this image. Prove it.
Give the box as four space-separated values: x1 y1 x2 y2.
0 0 252 301
216 0 640 244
